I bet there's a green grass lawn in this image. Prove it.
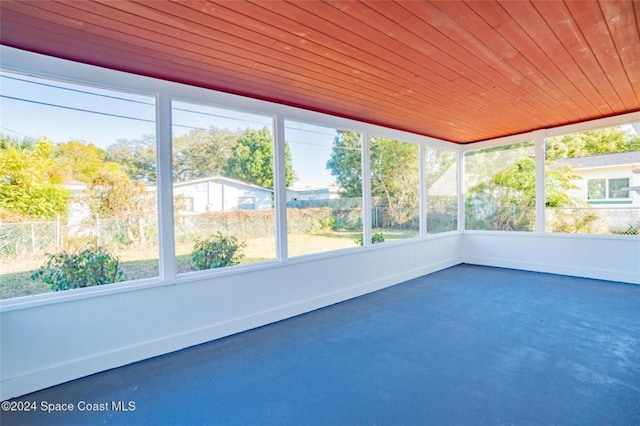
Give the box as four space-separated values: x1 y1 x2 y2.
1 228 418 300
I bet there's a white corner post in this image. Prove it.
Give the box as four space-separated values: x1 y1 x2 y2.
458 147 465 232
535 130 546 233
273 114 288 261
156 93 176 280
419 143 427 237
361 132 372 246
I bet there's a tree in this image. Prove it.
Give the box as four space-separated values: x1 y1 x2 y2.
0 135 70 220
106 135 157 184
326 132 419 226
57 140 111 183
87 167 155 245
326 130 362 197
172 127 239 182
223 127 295 188
546 127 640 161
466 126 640 232
370 137 419 226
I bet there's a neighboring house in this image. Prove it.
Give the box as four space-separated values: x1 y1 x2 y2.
173 176 273 214
286 185 340 202
558 151 640 207
557 151 640 232
286 185 346 208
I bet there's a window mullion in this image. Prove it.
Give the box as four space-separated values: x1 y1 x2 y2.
156 93 176 280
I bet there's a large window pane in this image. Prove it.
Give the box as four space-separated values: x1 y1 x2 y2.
464 141 535 231
545 124 640 235
425 147 458 233
370 137 419 241
171 101 276 272
285 122 362 256
0 70 158 299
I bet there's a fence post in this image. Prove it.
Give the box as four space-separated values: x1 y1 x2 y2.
31 223 36 254
55 214 61 249
95 213 100 247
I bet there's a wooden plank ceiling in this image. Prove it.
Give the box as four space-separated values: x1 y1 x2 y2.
1 0 638 143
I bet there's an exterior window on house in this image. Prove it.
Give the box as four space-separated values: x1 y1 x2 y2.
588 179 606 200
238 196 256 210
0 69 159 299
609 178 630 199
171 100 276 273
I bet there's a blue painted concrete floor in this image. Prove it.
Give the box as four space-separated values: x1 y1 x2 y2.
2 264 639 425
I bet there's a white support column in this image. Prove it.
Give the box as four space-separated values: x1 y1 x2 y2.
458 148 465 231
361 132 372 246
419 143 427 237
156 93 176 281
273 115 288 261
535 130 547 233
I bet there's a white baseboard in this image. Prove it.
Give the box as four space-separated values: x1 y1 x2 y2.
464 256 640 285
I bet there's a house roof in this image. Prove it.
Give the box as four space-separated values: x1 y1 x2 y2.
559 151 640 169
1 1 638 144
173 176 273 192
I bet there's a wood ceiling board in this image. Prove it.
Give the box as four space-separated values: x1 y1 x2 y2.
228 1 478 106
498 1 619 118
468 2 587 111
534 2 624 115
425 1 565 118
598 1 640 103
565 1 639 109
134 3 484 126
448 1 587 120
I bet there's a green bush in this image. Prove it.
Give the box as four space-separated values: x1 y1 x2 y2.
355 232 385 246
191 232 246 270
31 246 126 291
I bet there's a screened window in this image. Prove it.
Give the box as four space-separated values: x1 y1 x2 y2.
369 137 419 242
171 101 276 273
545 124 640 235
0 70 158 299
425 147 458 233
464 142 535 231
285 121 363 257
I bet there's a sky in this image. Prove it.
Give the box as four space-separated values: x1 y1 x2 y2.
0 70 341 188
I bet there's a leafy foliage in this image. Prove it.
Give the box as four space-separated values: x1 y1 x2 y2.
465 127 640 232
224 127 295 188
56 140 112 183
87 167 155 245
31 246 126 291
355 232 385 246
191 232 246 270
327 132 419 227
326 130 362 197
0 136 70 219
546 127 640 161
106 135 158 184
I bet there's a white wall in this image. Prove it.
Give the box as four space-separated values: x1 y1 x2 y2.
0 234 462 400
463 231 640 285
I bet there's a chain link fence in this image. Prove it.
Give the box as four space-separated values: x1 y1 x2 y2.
0 215 157 260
